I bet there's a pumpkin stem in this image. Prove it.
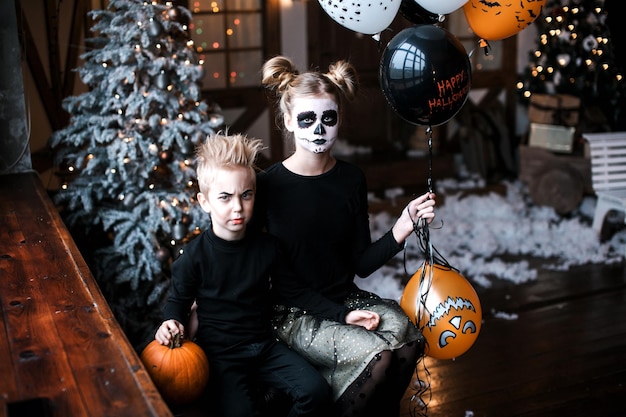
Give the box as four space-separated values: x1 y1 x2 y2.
168 332 183 349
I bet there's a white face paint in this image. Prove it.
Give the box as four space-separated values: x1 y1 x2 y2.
284 95 340 154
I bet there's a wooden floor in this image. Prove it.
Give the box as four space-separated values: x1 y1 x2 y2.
399 259 626 417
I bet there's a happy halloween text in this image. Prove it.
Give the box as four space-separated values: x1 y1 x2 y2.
428 70 470 111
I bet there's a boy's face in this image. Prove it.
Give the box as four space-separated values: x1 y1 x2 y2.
197 166 255 241
284 94 340 154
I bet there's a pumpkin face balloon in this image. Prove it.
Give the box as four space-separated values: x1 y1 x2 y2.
400 263 481 359
463 0 546 41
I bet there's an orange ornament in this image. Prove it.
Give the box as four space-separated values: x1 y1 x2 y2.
400 262 482 360
140 334 210 405
463 0 546 41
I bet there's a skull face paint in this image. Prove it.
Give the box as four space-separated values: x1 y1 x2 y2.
285 95 339 154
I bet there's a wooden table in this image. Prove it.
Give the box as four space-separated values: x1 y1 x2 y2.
0 172 172 417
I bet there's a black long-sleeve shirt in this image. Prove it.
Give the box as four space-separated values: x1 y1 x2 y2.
254 160 403 304
163 227 349 354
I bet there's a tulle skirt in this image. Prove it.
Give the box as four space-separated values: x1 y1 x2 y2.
272 290 422 400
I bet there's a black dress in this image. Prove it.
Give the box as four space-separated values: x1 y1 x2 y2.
255 160 421 400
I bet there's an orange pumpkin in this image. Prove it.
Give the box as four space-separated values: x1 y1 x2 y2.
400 262 481 360
140 333 210 405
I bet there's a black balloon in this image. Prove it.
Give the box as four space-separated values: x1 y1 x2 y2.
379 25 471 126
399 0 439 25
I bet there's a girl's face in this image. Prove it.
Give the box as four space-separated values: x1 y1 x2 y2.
284 94 340 154
197 166 255 241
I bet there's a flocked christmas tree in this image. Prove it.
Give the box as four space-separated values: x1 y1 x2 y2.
49 0 223 346
517 0 625 130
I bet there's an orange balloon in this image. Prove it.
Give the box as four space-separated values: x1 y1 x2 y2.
400 263 482 359
463 0 546 41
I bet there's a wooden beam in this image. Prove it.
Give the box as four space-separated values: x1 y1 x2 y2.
14 0 60 130
63 0 88 100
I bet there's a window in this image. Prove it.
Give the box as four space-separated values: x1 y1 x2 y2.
189 0 264 89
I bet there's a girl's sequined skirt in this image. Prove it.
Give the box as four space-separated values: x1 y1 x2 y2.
272 290 422 400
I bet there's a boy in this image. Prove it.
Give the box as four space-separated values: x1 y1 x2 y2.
154 133 333 417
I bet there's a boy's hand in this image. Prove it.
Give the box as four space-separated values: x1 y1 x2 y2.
155 319 184 345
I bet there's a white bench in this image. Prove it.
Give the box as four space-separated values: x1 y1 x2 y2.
584 132 626 235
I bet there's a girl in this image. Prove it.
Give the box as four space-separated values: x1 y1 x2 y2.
257 56 436 417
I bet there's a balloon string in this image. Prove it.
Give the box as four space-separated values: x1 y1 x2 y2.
424 126 434 265
426 126 433 195
404 126 457 273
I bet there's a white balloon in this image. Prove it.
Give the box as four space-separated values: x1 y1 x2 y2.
318 0 401 35
415 0 468 15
